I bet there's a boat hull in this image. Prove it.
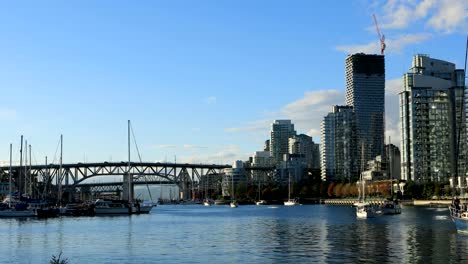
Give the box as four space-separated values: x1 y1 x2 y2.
284 200 299 206
0 210 36 217
230 203 238 208
95 208 131 214
452 216 468 234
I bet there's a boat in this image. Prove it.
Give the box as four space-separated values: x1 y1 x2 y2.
284 171 298 206
449 197 468 234
133 200 153 214
355 201 375 219
355 144 375 218
379 199 401 215
229 174 238 208
448 36 468 233
203 199 212 206
255 177 267 205
94 199 132 214
0 143 36 218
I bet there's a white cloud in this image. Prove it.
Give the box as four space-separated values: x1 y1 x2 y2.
378 0 468 33
225 119 272 133
336 33 431 55
225 90 344 141
206 96 217 104
385 78 402 147
0 108 18 121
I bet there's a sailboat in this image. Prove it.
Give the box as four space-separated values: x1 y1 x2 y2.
284 171 298 206
0 142 36 217
255 179 267 205
355 143 375 218
379 137 402 215
230 175 238 208
449 35 468 234
203 175 212 206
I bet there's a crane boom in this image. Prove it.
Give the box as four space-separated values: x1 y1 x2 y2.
373 14 386 55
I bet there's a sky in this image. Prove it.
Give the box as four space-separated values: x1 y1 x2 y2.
0 0 467 166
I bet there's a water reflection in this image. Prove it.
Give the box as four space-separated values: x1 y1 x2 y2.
0 205 466 263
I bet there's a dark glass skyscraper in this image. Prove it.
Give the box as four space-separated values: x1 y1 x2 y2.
345 53 385 165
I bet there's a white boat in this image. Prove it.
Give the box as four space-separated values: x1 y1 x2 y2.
133 201 153 214
94 199 131 214
284 199 299 206
230 174 238 208
355 202 375 218
284 171 298 206
256 200 267 205
203 199 212 206
230 200 238 208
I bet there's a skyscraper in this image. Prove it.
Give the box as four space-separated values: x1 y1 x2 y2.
345 53 385 163
321 105 358 181
399 54 466 183
270 120 296 165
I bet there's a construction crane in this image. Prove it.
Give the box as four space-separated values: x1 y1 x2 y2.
373 14 386 55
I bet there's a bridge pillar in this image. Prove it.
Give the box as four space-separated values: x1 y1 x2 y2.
122 173 134 202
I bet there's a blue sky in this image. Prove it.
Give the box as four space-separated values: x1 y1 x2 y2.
0 0 467 165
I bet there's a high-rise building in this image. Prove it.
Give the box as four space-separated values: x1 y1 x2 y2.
345 53 385 163
385 144 401 180
288 134 320 169
270 120 296 165
321 105 359 181
399 54 466 183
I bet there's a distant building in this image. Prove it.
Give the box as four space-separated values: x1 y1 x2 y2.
385 144 401 180
278 154 307 183
270 120 296 165
263 140 270 152
222 161 247 197
321 105 359 182
251 151 274 183
345 53 385 163
362 155 386 181
399 54 466 183
288 134 320 169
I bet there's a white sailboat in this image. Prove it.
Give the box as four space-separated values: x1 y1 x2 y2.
203 174 212 206
0 142 36 217
127 120 154 213
355 143 375 218
230 175 238 208
255 178 267 205
284 171 298 206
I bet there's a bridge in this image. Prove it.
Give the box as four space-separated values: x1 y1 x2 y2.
0 161 276 200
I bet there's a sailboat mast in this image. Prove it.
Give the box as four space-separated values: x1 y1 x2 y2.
29 144 32 197
8 144 12 208
19 135 23 196
24 140 27 194
128 120 133 203
58 134 63 204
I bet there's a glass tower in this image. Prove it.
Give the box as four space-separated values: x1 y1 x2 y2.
345 54 385 165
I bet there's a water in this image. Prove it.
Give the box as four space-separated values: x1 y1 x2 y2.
0 205 466 263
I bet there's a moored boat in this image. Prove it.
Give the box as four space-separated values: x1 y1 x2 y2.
256 200 267 205
355 202 375 218
449 198 468 234
284 199 299 206
379 199 402 215
94 199 132 215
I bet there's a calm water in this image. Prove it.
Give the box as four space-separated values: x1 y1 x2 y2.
0 205 466 264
